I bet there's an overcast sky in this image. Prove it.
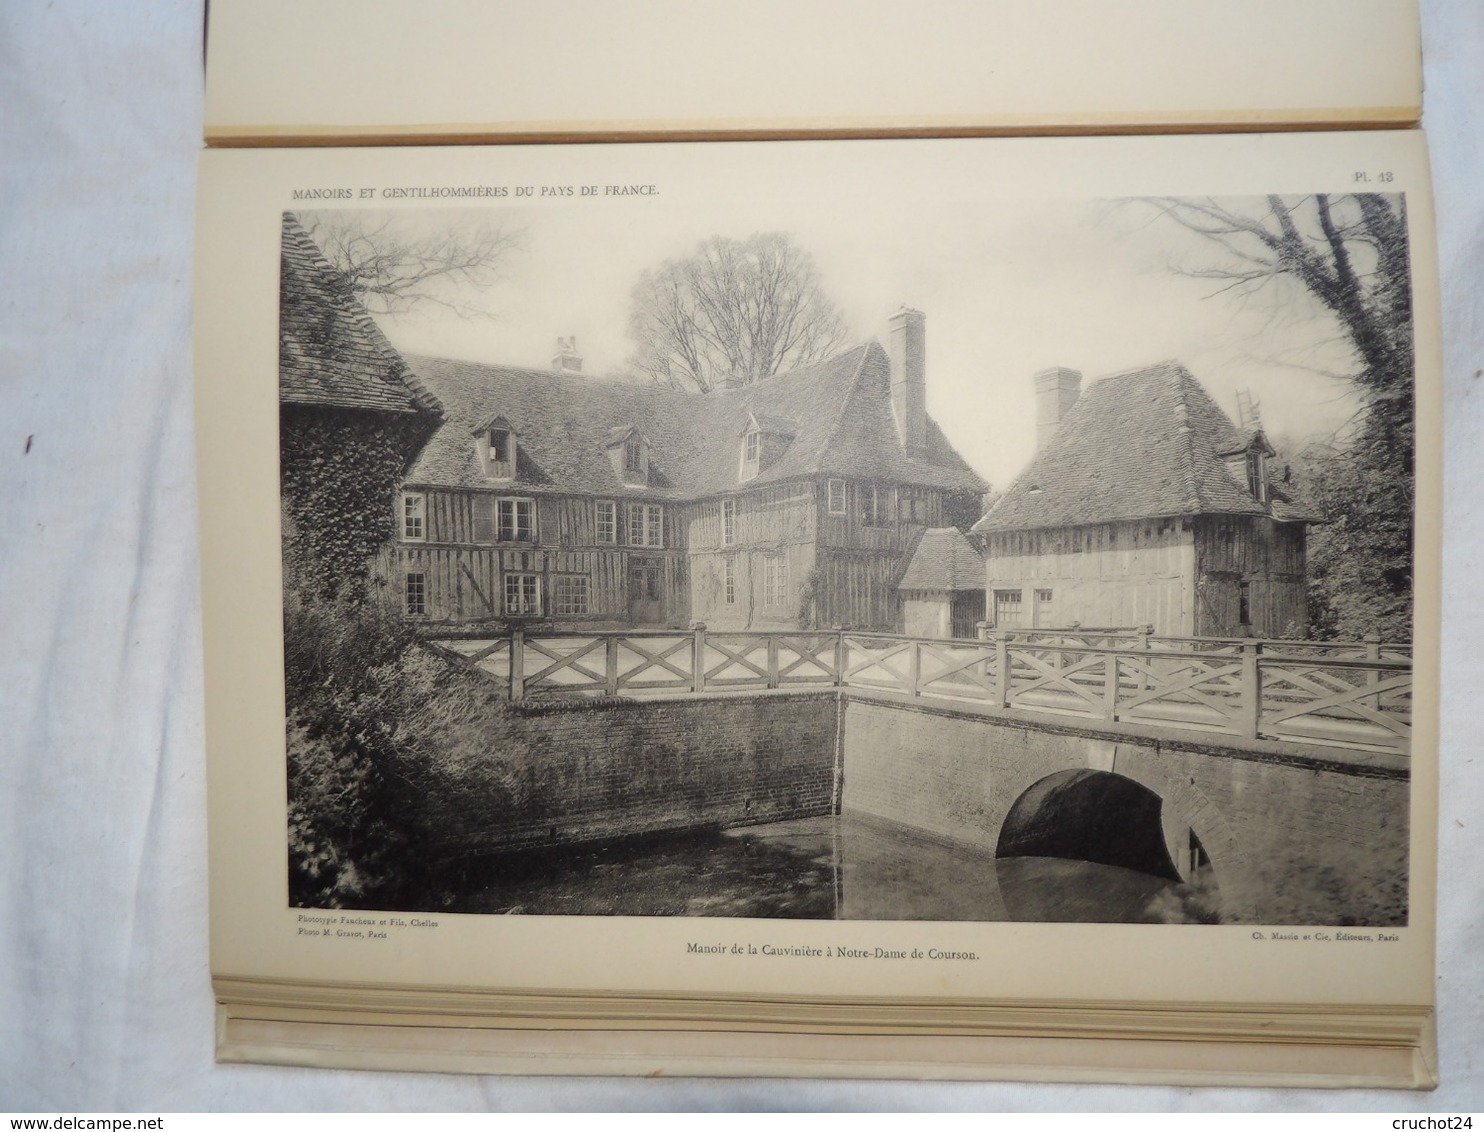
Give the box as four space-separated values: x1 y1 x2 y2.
303 197 1372 490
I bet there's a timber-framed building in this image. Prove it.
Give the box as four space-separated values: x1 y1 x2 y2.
278 214 986 632
973 364 1320 638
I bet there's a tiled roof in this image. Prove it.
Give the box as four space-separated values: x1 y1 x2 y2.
898 527 985 591
279 213 442 417
402 343 985 500
974 362 1315 533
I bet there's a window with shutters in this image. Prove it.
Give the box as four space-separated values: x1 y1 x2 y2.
861 483 891 527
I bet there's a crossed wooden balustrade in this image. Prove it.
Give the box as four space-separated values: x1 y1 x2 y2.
425 625 1412 755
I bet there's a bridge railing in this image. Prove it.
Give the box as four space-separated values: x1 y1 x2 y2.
424 626 1412 754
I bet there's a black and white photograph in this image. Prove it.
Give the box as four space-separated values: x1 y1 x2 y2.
279 190 1415 929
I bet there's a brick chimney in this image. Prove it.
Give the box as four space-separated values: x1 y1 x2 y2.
1034 366 1081 450
888 306 927 453
551 336 582 374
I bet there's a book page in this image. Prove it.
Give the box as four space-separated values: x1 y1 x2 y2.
196 131 1438 1029
203 0 1421 144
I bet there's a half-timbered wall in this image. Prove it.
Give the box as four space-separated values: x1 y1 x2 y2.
385 487 687 627
813 549 908 631
1193 516 1307 638
984 519 1198 635
685 482 816 630
816 478 946 551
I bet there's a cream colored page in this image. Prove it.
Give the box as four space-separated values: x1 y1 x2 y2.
202 0 1421 140
197 131 1437 1011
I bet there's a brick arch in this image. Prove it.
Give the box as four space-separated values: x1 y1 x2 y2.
986 736 1252 919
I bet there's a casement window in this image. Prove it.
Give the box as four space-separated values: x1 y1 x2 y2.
496 497 535 542
595 500 617 545
764 555 789 607
628 502 663 548
1238 580 1252 626
724 558 736 606
553 574 590 616
624 435 643 474
400 492 426 542
405 571 426 616
827 478 847 515
504 573 540 616
861 483 891 527
721 498 736 546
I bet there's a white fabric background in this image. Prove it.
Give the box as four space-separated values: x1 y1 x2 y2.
1 0 1480 1111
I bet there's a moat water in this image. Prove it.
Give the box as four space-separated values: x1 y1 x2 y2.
449 814 1211 924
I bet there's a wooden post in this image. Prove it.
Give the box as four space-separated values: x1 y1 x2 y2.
1364 632 1381 712
509 627 525 701
767 634 780 689
833 625 845 687
1135 622 1152 691
994 630 1011 709
909 638 922 697
604 634 619 696
691 622 707 694
1104 652 1120 722
1240 641 1261 739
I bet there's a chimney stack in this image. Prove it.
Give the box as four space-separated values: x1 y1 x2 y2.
1033 366 1081 450
888 306 927 453
551 336 583 374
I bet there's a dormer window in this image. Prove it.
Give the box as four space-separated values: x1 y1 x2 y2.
477 416 516 481
736 412 794 484
605 425 650 486
489 428 510 464
1246 450 1266 502
740 429 761 482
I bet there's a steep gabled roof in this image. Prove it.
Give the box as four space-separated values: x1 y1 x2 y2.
278 213 442 417
974 362 1311 533
898 527 985 591
402 342 985 499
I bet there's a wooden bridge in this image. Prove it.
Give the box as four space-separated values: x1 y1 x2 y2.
425 626 1412 756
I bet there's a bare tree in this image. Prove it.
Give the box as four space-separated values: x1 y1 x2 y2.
1147 194 1414 640
627 232 848 392
303 213 525 318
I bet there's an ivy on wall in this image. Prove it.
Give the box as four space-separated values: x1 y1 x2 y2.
279 405 433 600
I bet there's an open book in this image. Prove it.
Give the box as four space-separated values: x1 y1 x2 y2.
194 2 1438 1088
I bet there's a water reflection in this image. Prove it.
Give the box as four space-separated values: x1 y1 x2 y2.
453 814 1211 923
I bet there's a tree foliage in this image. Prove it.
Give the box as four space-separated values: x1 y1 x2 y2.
1149 194 1414 640
304 214 524 318
628 232 848 392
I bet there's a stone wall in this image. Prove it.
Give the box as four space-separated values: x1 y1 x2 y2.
839 692 1410 926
